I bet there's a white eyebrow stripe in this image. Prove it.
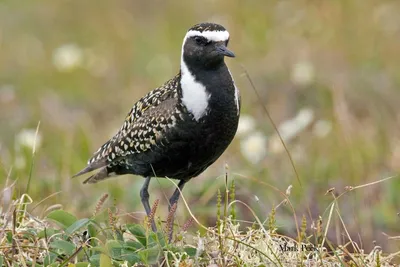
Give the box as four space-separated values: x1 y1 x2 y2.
184 30 230 42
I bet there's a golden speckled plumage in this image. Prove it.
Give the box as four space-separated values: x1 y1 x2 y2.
73 74 185 180
89 74 181 163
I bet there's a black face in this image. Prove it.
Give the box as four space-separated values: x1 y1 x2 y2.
183 35 235 70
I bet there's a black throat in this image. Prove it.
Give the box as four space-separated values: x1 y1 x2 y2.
182 58 235 97
179 57 238 124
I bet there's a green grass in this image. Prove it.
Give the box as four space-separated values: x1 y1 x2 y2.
1 176 399 266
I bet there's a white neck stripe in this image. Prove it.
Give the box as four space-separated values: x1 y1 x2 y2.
180 60 209 121
184 30 230 42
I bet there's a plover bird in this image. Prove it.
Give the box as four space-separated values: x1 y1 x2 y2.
74 22 240 232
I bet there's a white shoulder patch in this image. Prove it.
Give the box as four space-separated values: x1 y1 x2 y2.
234 85 240 115
228 69 240 115
180 60 209 121
184 30 230 42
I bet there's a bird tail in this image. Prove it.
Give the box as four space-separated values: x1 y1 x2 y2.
82 167 115 184
72 158 108 179
72 157 116 184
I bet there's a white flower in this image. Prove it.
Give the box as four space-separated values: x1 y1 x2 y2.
15 129 42 152
291 60 315 86
269 108 314 154
52 43 83 71
237 114 256 137
268 135 284 154
240 131 267 164
313 120 332 138
195 238 204 260
285 185 293 196
278 108 314 142
14 155 26 169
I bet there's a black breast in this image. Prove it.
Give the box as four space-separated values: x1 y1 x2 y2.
125 65 239 180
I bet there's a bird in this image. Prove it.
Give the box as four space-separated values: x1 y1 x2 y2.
73 22 240 232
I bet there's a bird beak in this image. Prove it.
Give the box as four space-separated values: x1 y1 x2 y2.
215 44 235 58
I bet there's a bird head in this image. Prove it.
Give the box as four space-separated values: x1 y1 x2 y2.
181 22 235 70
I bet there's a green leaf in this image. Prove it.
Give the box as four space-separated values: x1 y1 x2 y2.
105 240 124 259
37 228 59 239
89 246 106 254
89 253 101 266
99 253 113 267
65 218 91 235
87 223 97 237
121 241 142 264
148 231 166 247
75 263 90 267
87 224 98 247
50 239 76 255
114 229 124 241
6 231 12 243
43 251 58 266
184 247 197 257
138 246 161 264
120 250 141 265
126 224 147 247
0 256 3 267
124 240 144 250
46 210 77 229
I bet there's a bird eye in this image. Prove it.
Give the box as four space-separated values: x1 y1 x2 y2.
194 36 208 46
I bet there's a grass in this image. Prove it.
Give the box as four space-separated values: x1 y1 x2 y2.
1 173 399 266
1 136 399 265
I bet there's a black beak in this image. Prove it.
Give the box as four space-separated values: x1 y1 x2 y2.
215 45 235 58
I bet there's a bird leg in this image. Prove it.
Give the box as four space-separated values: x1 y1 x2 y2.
140 176 157 232
169 180 186 211
167 180 186 241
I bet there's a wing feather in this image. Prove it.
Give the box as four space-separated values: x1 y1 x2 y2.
73 75 182 179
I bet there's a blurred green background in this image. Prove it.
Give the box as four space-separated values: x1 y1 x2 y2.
1 0 399 254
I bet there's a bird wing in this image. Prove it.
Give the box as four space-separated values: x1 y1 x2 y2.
73 76 182 178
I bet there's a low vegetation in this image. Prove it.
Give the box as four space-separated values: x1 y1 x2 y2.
1 175 398 266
